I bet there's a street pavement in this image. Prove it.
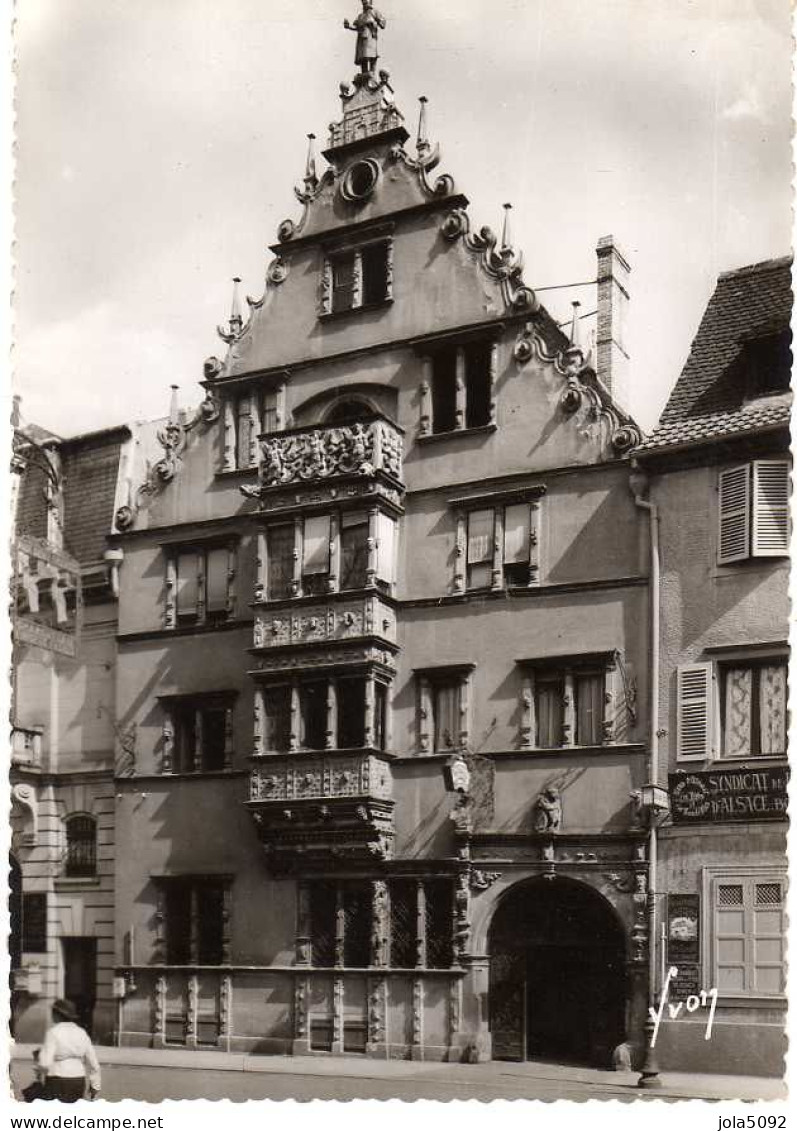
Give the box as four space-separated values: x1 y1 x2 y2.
8 1047 788 1104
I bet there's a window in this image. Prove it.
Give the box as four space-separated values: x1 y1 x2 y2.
742 331 791 400
257 675 389 754
708 871 786 996
308 880 372 967
465 503 534 589
227 388 282 470
266 523 294 600
160 877 229 966
416 666 473 754
519 655 616 750
261 509 397 600
325 241 391 316
302 514 331 596
677 657 788 762
21 892 47 953
718 460 790 564
167 543 236 629
389 878 453 969
162 695 234 774
429 340 494 434
64 814 97 878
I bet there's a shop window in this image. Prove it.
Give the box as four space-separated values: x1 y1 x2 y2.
717 460 790 565
64 814 97 878
708 870 786 996
162 694 234 774
167 543 235 629
161 877 229 966
676 656 787 762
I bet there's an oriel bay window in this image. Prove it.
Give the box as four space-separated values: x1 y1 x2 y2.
519 654 619 749
419 336 498 436
157 876 231 966
254 674 390 755
257 508 397 600
165 541 237 629
451 490 543 593
161 694 235 774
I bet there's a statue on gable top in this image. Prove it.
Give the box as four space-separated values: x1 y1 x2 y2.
344 1 386 75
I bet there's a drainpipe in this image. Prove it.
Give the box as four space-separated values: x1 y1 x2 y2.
629 460 661 1087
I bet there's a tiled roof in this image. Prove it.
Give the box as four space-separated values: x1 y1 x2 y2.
61 433 126 564
637 256 792 454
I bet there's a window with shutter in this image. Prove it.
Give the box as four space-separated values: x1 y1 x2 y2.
467 509 494 589
718 465 751 564
266 524 295 600
676 662 714 761
752 460 790 557
375 512 397 587
302 514 331 595
205 547 229 620
176 551 200 621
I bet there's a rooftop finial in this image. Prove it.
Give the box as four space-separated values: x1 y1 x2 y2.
11 394 21 429
168 385 180 425
344 1 386 76
570 300 583 351
416 96 430 157
304 133 318 191
229 277 243 334
501 202 513 252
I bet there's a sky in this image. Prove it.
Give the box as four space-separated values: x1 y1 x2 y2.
11 0 793 437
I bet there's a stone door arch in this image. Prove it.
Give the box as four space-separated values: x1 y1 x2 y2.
488 876 627 1066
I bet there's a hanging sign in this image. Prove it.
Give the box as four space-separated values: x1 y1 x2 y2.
669 767 789 824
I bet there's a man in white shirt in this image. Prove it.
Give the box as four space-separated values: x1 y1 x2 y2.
37 999 101 1102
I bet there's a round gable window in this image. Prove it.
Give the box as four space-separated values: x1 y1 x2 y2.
342 159 379 203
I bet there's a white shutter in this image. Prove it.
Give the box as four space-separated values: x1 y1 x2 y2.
676 662 715 761
752 460 790 557
467 509 494 564
717 464 751 564
504 503 530 563
303 515 330 574
376 513 396 584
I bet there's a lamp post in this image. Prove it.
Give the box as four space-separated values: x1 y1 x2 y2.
635 782 670 1088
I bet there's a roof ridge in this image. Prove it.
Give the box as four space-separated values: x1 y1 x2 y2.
718 255 793 281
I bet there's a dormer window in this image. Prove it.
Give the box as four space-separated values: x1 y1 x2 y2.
742 330 791 400
322 238 393 317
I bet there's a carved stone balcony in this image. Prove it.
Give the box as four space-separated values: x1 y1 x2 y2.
248 750 394 873
254 594 396 651
243 417 404 512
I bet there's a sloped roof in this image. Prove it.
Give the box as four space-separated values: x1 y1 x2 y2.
637 256 792 453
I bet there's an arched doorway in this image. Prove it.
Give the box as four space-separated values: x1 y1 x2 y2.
488 877 626 1067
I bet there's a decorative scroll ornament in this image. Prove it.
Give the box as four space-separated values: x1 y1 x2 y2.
513 322 643 453
469 869 501 893
441 207 538 313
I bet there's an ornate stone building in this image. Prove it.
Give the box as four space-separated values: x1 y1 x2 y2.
634 257 791 1076
108 10 655 1065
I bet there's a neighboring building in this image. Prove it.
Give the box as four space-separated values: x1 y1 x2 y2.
633 257 791 1075
10 419 132 1042
108 16 659 1067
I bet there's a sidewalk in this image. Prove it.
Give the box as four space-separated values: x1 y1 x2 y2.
9 1043 787 1102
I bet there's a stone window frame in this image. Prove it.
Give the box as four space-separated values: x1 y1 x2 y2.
416 327 502 439
255 506 397 603
163 537 238 630
701 863 787 1004
253 670 391 757
319 234 394 319
516 651 621 750
448 485 545 594
222 380 287 472
413 663 474 755
159 691 237 775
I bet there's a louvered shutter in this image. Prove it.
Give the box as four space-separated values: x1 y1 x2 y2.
752 460 790 557
718 465 751 564
676 662 715 761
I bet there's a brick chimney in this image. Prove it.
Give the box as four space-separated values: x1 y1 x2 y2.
595 235 630 409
